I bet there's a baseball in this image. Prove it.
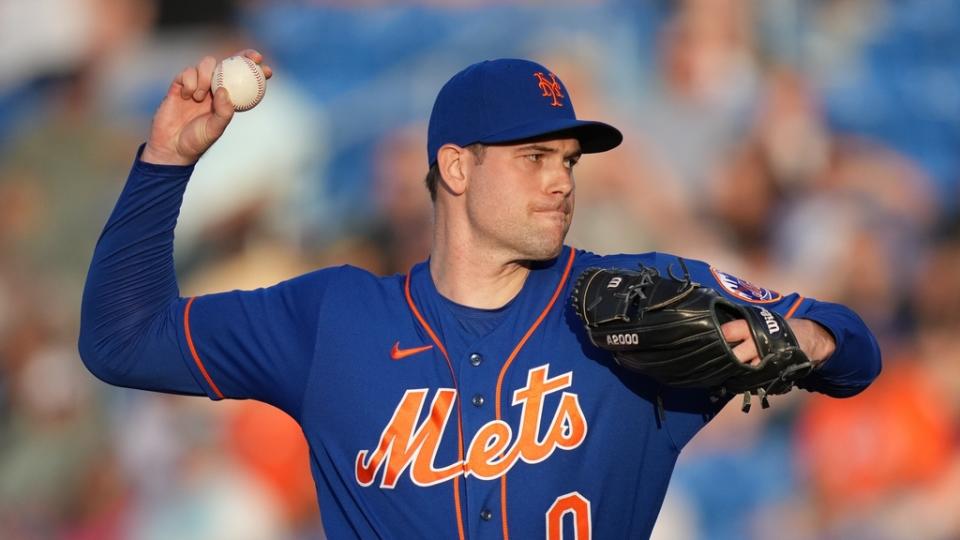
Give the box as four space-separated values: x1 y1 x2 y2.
212 56 266 112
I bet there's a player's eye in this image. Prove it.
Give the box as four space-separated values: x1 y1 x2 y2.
564 156 580 169
525 153 543 163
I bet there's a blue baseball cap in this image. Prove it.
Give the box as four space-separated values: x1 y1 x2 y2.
427 58 623 166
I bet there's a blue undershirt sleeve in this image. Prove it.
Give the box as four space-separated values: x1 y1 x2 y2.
787 299 882 397
79 147 329 418
79 147 200 396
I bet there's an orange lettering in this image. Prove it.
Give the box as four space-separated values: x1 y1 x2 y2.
512 366 581 464
356 365 588 489
355 388 462 488
545 393 587 449
465 421 513 480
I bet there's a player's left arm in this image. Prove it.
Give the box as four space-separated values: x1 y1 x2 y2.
781 299 882 397
658 254 882 397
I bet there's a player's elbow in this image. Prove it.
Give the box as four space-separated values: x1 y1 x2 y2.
77 310 152 387
845 326 883 395
851 335 883 396
863 337 883 385
77 323 126 387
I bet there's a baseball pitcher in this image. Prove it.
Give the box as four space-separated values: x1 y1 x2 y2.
79 51 881 539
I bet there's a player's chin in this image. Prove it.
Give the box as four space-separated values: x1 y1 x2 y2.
524 229 567 260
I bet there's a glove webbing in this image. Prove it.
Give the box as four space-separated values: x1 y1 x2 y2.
736 361 814 413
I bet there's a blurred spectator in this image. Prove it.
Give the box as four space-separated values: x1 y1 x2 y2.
771 140 935 337
225 401 319 531
0 0 156 287
662 395 800 540
794 363 953 520
912 231 960 416
0 320 109 537
706 70 829 266
363 122 435 275
636 0 760 202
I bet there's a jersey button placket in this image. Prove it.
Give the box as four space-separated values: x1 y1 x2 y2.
460 349 497 537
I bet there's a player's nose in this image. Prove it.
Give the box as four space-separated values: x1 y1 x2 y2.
546 165 574 198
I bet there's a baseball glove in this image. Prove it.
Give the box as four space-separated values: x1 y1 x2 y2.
571 260 814 412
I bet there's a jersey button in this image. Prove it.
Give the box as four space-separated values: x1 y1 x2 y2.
469 353 483 366
480 509 493 521
471 394 485 407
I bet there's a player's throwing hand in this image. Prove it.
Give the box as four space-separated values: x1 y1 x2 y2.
141 49 273 166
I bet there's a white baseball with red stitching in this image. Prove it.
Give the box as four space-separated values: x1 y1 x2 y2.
212 56 266 112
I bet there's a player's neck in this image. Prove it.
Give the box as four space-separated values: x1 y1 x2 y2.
429 225 530 310
429 258 530 309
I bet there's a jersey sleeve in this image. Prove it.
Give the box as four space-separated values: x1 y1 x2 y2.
79 147 333 419
173 268 337 415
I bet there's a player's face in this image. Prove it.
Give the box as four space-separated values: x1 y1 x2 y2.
464 137 580 261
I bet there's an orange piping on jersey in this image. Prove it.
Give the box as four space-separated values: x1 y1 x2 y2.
494 247 577 540
404 272 466 540
785 296 804 319
183 297 225 399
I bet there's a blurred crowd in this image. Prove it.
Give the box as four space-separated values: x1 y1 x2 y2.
1 0 958 539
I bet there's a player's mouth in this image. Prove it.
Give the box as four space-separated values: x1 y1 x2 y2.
531 201 571 217
533 209 570 229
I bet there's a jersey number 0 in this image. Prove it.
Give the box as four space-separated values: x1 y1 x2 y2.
546 492 591 539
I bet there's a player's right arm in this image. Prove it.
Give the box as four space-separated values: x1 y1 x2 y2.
78 52 321 418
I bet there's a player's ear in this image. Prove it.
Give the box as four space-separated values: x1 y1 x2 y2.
437 144 468 196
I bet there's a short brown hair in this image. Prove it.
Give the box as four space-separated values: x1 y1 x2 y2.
424 144 486 201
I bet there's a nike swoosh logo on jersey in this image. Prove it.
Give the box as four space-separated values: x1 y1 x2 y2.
390 341 434 360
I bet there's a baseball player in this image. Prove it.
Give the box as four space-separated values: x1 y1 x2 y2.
79 50 881 539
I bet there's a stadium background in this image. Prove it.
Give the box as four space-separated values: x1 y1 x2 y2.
1 0 958 538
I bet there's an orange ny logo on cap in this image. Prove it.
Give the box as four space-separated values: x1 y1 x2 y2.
534 72 564 107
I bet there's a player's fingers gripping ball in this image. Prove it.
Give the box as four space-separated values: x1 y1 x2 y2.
570 261 814 412
212 55 267 111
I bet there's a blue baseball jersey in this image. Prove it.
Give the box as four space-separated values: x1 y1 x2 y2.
79 151 881 540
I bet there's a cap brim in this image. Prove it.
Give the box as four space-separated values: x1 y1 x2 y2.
476 118 623 154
